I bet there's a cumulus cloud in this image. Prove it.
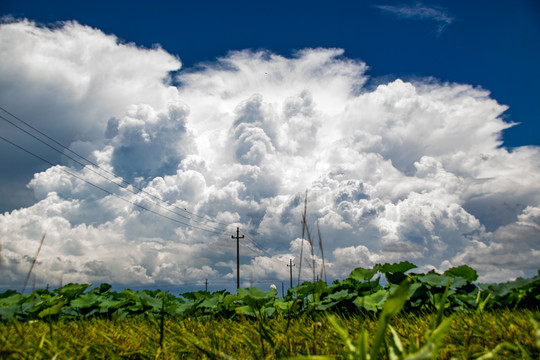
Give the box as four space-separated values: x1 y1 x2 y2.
0 18 181 211
1 19 539 291
450 205 540 282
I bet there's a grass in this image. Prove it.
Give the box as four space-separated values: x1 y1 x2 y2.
0 309 538 359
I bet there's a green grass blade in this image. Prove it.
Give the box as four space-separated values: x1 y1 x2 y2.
370 279 410 360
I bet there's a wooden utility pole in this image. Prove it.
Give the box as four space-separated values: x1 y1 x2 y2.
287 259 295 289
232 227 244 289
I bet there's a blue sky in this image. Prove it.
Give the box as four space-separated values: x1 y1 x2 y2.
3 0 539 147
1 1 539 291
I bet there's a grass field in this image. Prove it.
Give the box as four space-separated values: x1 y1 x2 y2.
1 308 538 359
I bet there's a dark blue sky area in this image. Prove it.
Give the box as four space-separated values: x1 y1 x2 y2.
2 0 539 147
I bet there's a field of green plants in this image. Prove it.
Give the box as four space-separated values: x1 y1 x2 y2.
1 262 539 359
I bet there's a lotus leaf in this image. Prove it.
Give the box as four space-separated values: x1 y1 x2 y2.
444 265 478 282
355 289 388 312
71 292 100 309
38 301 65 318
379 261 417 274
349 266 378 282
54 283 90 300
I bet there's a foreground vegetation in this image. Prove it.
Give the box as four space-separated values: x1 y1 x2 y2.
1 262 539 321
1 262 539 359
0 308 538 359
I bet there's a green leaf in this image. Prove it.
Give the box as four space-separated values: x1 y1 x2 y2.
388 325 404 360
238 287 277 300
431 315 454 344
137 291 163 312
313 300 340 311
379 261 417 274
71 293 100 309
119 289 139 302
327 315 356 353
418 273 452 287
0 306 20 320
444 265 478 282
273 299 296 311
355 289 388 312
89 283 112 294
449 277 468 289
54 283 90 300
326 289 355 302
173 301 197 316
0 293 23 307
349 267 378 282
382 280 411 318
371 280 411 360
198 294 221 309
0 289 19 299
99 298 129 312
236 304 256 317
238 287 277 310
221 294 238 308
180 290 212 301
531 316 540 348
261 306 276 318
386 272 408 285
38 301 64 318
289 282 317 299
356 328 369 360
479 276 540 306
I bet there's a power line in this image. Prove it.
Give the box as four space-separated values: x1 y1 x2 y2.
0 113 227 231
0 135 227 235
241 231 292 272
0 106 230 229
242 231 276 259
243 235 282 263
1 113 227 232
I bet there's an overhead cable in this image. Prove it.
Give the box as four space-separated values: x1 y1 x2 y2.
0 135 226 235
0 106 229 230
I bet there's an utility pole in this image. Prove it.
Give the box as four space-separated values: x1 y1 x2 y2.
287 259 295 289
232 227 244 290
205 279 208 292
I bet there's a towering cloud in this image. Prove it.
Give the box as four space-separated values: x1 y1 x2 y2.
1 20 538 290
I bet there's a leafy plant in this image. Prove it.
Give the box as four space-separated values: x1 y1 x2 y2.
1 263 539 322
323 279 455 360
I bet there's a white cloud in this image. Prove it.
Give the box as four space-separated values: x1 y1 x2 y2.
1 19 539 290
375 2 455 36
451 205 540 282
332 245 383 278
0 19 180 141
0 18 182 212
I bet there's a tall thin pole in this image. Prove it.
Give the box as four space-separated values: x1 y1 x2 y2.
287 259 295 289
232 227 244 289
